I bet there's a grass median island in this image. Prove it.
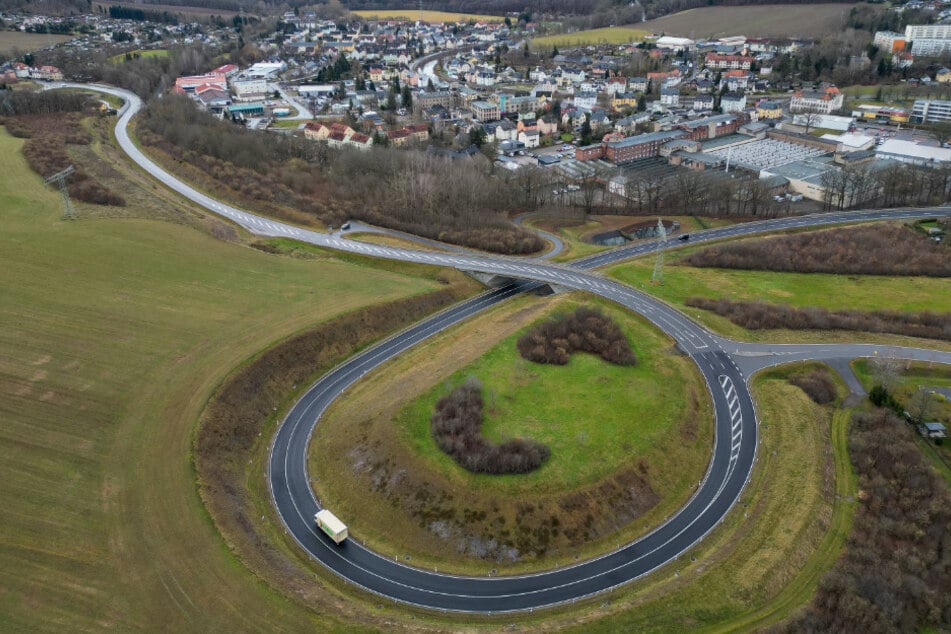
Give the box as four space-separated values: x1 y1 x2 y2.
0 127 451 631
608 240 951 349
310 294 713 573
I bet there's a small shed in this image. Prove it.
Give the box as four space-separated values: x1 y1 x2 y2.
917 421 947 439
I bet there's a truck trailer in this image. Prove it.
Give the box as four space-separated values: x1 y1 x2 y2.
315 509 348 544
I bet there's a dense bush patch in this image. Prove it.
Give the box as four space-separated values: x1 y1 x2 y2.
687 297 951 341
777 410 950 632
430 377 550 475
517 306 637 366
789 368 838 404
685 225 950 277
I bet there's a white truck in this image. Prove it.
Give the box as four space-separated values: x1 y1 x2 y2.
315 509 348 544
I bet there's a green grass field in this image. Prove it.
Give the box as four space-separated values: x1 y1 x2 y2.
109 49 169 63
0 128 439 631
533 26 649 48
608 255 951 346
353 9 503 22
399 298 697 491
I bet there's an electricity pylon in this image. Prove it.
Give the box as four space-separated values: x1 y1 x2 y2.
45 165 76 220
651 218 666 285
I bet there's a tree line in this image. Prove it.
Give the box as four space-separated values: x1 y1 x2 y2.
684 224 951 277
139 94 544 254
686 297 951 342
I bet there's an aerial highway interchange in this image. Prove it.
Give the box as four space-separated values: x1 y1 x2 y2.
62 83 951 613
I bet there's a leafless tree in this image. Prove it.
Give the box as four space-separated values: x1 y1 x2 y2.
871 356 903 391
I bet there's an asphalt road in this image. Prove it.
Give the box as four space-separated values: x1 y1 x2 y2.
60 83 951 612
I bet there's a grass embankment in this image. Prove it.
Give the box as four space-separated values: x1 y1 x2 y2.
638 4 850 39
532 27 648 48
608 254 951 349
0 127 443 631
311 293 713 574
352 9 504 22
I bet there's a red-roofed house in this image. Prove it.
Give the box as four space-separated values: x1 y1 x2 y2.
304 122 331 140
386 128 412 146
347 132 373 150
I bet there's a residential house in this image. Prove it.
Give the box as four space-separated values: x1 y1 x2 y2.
538 116 559 136
605 77 628 94
660 88 680 107
628 77 649 92
615 113 650 134
575 91 598 110
612 92 639 110
756 99 783 119
705 53 754 70
492 119 518 141
721 92 747 113
692 94 715 111
471 100 500 122
518 128 540 148
304 122 331 140
790 86 843 114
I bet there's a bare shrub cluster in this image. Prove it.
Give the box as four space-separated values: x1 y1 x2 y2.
684 225 950 277
686 297 951 341
139 95 543 255
430 377 550 475
517 306 637 366
3 103 127 207
776 410 950 632
789 368 838 404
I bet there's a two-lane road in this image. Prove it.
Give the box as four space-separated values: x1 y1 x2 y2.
63 83 951 612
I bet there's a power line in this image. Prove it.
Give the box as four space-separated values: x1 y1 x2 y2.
44 165 76 220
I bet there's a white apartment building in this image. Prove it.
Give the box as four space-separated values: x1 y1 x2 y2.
905 24 951 56
912 98 951 123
